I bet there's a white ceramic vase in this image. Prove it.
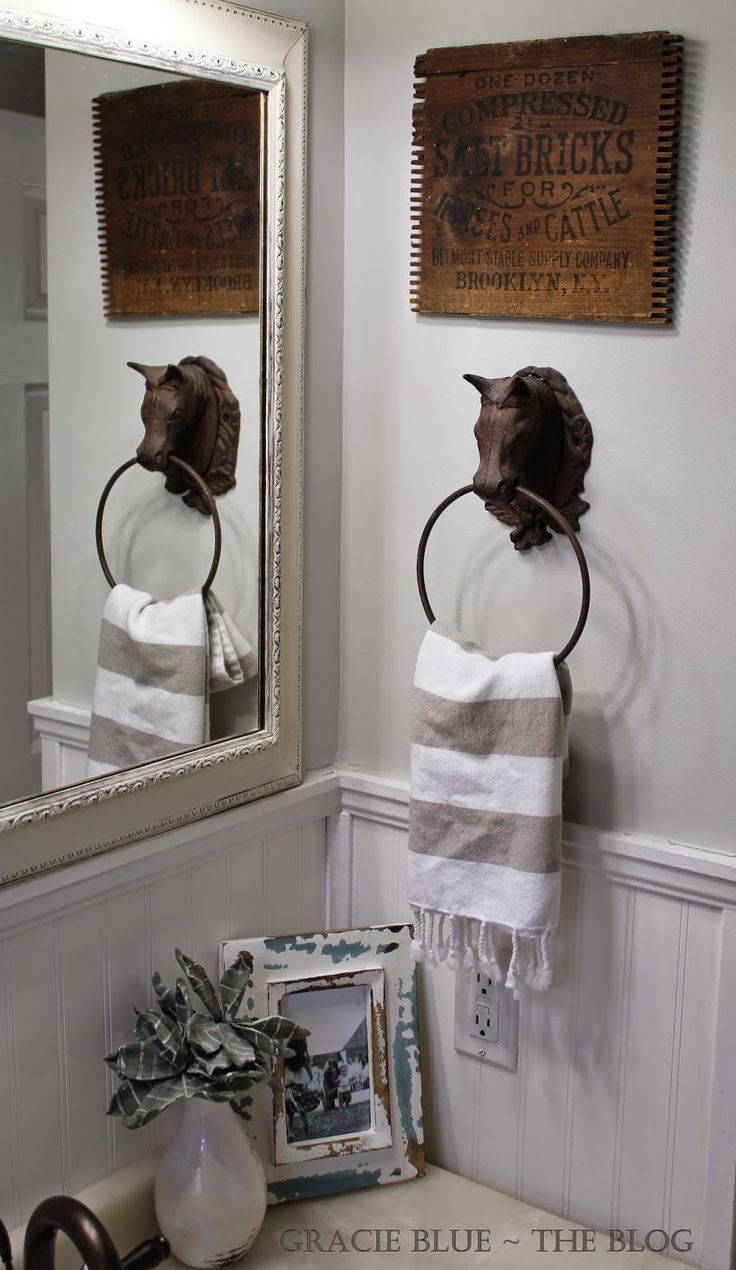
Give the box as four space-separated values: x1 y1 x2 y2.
154 1097 267 1268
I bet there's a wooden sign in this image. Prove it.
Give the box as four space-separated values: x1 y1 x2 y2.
93 79 263 318
411 33 682 324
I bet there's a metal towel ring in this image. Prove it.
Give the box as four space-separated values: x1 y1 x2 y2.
416 484 590 665
95 456 222 597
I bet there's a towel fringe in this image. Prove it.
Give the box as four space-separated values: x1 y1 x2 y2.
409 906 426 964
424 910 437 969
436 913 448 961
409 906 555 992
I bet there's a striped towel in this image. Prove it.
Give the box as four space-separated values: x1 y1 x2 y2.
206 591 258 692
86 584 255 777
408 621 571 993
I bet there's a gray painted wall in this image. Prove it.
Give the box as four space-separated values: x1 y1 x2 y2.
339 0 736 852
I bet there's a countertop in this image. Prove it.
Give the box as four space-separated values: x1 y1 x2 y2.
10 1156 689 1269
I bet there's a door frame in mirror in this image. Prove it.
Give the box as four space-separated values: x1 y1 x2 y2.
0 0 306 885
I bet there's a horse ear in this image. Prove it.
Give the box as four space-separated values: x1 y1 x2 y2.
505 374 531 397
162 363 185 384
463 373 496 400
127 361 162 389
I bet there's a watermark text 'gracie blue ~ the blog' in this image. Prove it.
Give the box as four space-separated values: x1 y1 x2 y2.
278 1227 695 1255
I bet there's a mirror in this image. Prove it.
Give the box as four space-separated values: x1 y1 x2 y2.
0 3 306 884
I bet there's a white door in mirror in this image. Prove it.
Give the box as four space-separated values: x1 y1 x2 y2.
454 970 519 1070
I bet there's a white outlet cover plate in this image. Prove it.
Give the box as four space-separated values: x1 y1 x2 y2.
454 968 519 1070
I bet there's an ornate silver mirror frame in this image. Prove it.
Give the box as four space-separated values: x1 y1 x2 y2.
0 0 306 885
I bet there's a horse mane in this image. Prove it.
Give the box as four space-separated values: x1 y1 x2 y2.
179 355 241 496
517 365 593 531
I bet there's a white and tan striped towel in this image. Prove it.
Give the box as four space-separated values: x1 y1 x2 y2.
206 591 258 692
408 621 571 993
86 584 255 777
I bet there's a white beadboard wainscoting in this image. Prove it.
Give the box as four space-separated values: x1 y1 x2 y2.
1 770 735 1269
26 697 90 791
0 774 339 1232
330 775 736 1270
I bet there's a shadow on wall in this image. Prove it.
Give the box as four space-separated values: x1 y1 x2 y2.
672 37 703 327
453 522 682 834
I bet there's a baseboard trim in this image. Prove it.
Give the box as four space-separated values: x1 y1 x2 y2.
0 771 341 934
4 765 735 930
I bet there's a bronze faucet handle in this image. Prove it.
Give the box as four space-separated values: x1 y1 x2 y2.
120 1238 169 1270
5 1200 169 1270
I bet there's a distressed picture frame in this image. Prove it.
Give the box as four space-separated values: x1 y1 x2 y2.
220 925 425 1202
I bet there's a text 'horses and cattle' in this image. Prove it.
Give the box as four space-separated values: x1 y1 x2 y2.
411 32 682 323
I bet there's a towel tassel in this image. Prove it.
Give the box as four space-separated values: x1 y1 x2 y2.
459 917 472 970
506 929 521 996
478 921 501 981
535 930 553 990
436 913 448 961
410 907 426 964
446 914 459 972
408 911 555 992
424 910 437 969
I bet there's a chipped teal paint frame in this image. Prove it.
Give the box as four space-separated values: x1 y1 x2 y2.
220 925 425 1203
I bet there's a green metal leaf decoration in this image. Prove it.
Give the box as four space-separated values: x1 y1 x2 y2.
180 1071 216 1099
150 976 190 1032
232 1023 292 1058
107 1084 160 1130
217 1023 256 1069
210 1070 262 1095
173 979 191 1031
106 1041 184 1081
175 949 222 1021
133 1009 158 1043
134 1009 186 1063
229 1093 253 1122
107 1075 202 1128
187 1013 222 1054
151 971 177 1020
106 949 304 1131
219 952 251 1021
189 1049 233 1079
250 1016 310 1043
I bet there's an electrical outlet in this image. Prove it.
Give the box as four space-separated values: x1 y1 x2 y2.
454 968 519 1070
474 968 493 1000
470 1001 498 1043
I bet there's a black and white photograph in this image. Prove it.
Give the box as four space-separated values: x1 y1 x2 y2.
280 983 373 1145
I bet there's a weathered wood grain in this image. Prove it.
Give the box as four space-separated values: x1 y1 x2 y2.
411 32 682 324
93 79 263 318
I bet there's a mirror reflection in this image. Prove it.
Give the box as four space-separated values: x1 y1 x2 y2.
0 37 265 806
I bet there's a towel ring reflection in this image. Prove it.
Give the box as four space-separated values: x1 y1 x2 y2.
416 484 590 665
95 456 222 598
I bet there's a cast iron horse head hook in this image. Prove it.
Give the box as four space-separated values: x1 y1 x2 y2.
464 365 593 551
128 355 240 516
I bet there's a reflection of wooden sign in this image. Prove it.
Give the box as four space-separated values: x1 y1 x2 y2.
93 79 263 318
411 33 682 324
